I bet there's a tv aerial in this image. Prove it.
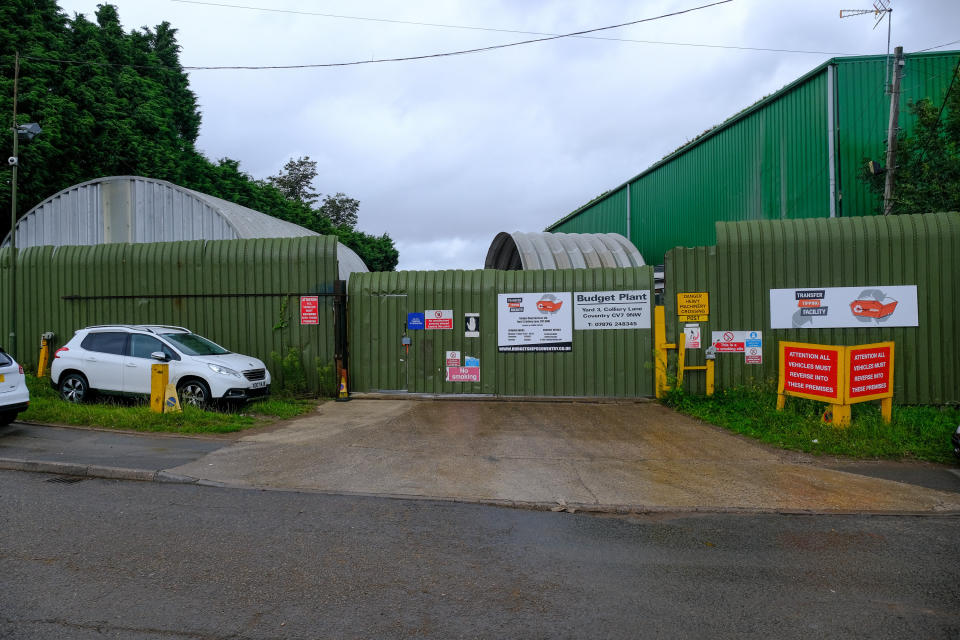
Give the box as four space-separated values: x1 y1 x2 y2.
840 1 894 92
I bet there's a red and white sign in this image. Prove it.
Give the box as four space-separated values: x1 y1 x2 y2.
684 325 701 349
712 330 745 353
446 366 480 383
300 296 319 325
426 309 453 330
745 347 762 364
847 344 893 400
780 343 843 402
445 351 461 366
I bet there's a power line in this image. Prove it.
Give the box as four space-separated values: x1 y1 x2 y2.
180 0 737 70
172 0 855 57
915 39 960 53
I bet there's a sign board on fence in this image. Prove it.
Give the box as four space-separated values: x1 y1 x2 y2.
300 296 319 325
684 325 701 349
407 312 425 330
711 330 762 355
425 309 453 330
677 292 709 322
464 313 480 338
846 342 894 401
446 366 480 383
497 292 572 352
573 290 651 330
778 342 845 403
769 286 918 329
445 351 461 366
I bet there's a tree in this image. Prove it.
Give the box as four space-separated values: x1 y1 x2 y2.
318 192 359 229
861 65 960 215
267 156 319 206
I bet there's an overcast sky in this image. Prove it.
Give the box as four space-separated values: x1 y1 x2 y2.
56 0 960 270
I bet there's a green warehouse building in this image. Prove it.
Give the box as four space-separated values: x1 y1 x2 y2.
546 50 960 265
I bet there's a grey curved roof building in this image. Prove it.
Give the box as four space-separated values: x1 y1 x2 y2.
485 231 645 270
2 175 368 279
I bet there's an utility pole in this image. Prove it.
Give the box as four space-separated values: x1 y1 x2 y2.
8 51 18 356
883 46 904 215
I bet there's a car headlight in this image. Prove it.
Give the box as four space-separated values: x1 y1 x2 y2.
207 363 242 378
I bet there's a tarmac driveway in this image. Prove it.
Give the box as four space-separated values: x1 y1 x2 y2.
171 400 960 513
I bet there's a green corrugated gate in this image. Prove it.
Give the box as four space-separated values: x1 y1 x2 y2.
0 236 341 393
664 212 960 404
349 267 656 397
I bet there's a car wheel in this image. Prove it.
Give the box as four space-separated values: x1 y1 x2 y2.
177 379 211 409
0 411 16 427
60 373 90 404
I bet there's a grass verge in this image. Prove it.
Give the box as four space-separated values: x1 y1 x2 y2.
663 385 960 464
20 375 318 434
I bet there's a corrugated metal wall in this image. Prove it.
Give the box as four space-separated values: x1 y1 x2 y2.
0 236 340 392
664 213 960 404
836 52 960 218
349 267 655 398
552 187 628 238
547 51 960 266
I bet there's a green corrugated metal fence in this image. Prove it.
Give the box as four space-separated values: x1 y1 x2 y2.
349 267 656 398
664 212 960 404
0 236 340 393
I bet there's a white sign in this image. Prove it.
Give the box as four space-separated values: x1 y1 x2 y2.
445 351 461 366
464 313 480 338
573 290 651 330
684 324 701 349
711 330 762 353
497 292 572 352
770 285 919 329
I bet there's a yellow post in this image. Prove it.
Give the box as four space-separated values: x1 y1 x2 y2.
37 336 50 378
706 359 715 396
654 305 667 398
880 397 892 423
150 364 169 413
828 403 852 427
676 332 687 386
776 393 785 410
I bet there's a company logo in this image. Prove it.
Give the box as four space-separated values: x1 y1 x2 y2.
850 289 898 321
536 294 564 314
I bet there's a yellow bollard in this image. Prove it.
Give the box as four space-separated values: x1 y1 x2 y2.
706 359 715 396
150 364 169 413
37 336 50 378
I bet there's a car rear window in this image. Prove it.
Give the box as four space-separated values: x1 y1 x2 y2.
80 332 128 355
159 332 230 356
0 351 11 367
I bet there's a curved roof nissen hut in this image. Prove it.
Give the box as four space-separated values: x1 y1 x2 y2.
2 175 368 279
485 231 645 270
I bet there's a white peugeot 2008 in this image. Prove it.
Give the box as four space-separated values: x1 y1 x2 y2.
0 347 30 426
51 325 271 407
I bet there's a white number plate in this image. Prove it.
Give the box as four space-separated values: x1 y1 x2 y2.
250 380 268 389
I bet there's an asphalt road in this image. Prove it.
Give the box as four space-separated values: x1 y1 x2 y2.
2 470 958 639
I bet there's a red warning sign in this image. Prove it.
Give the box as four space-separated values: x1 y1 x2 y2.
847 344 893 401
300 296 319 325
779 343 843 402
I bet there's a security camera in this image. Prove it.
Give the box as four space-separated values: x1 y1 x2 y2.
7 157 17 166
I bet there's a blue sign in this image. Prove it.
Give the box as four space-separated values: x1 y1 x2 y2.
407 312 425 330
464 356 480 367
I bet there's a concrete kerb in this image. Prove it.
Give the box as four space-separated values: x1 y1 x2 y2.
0 457 199 484
3 455 958 517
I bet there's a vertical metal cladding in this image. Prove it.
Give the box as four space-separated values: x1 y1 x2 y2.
552 187 628 237
835 52 960 219
547 51 959 266
665 212 960 404
0 236 339 393
349 267 656 398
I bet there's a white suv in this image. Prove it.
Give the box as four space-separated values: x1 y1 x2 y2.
51 325 271 407
0 347 30 426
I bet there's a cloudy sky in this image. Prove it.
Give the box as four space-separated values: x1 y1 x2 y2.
56 0 960 270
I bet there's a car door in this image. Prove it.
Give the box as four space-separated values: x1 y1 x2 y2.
78 332 129 392
123 334 178 394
